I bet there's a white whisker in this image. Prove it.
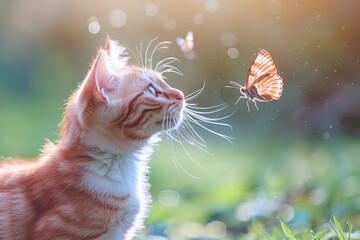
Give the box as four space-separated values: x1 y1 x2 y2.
175 129 206 172
186 102 227 110
144 37 159 69
149 41 172 70
166 131 182 144
178 124 212 155
184 109 233 131
185 104 228 115
184 81 206 100
167 132 198 179
185 89 203 100
180 118 208 150
166 112 199 179
155 57 180 73
166 113 180 174
122 44 141 67
183 112 233 143
156 58 179 71
160 67 183 76
136 40 145 68
161 108 169 134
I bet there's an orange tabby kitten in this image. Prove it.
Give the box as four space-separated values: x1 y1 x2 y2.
0 38 184 239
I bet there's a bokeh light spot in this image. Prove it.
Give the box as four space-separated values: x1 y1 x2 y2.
158 189 180 207
278 204 295 222
193 12 205 24
267 0 282 15
147 236 167 240
87 17 100 34
134 4 151 23
145 3 159 17
163 18 176 31
156 11 168 22
109 9 127 28
227 48 239 59
221 32 237 47
178 222 203 238
310 188 328 205
87 16 98 25
184 50 197 60
204 221 227 239
323 132 330 139
204 0 220 12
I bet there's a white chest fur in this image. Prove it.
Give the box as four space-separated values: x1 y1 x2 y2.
83 151 139 197
82 145 154 240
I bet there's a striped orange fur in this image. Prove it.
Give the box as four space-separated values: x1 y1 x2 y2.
0 38 184 239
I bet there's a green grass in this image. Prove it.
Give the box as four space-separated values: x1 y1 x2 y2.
137 137 360 239
278 216 360 240
1 130 359 239
329 216 351 240
279 218 297 240
1 98 360 239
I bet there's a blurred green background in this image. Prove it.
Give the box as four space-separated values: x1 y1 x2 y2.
1 0 360 239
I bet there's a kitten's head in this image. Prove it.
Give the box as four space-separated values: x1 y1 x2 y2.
61 38 184 151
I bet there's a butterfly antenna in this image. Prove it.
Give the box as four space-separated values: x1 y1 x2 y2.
228 81 243 88
221 81 245 106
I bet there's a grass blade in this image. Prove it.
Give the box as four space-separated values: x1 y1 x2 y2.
330 218 343 240
279 218 296 240
333 216 348 240
311 230 327 240
348 222 352 240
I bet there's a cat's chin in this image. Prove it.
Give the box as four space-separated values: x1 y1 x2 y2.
155 118 182 130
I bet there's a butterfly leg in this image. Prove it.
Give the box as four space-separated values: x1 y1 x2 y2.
234 96 247 105
253 101 259 111
246 100 251 112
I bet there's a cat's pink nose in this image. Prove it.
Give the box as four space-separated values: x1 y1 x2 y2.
169 89 184 101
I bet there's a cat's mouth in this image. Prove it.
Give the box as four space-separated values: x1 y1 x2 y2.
155 118 176 125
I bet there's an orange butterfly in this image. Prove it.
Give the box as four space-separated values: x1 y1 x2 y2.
176 31 194 53
222 49 283 112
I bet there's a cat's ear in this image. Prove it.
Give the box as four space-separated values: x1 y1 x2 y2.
94 50 115 104
104 35 111 51
94 40 129 103
106 40 129 71
80 39 129 104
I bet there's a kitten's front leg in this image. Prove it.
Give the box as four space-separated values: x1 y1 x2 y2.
97 227 127 240
97 212 136 240
98 200 140 240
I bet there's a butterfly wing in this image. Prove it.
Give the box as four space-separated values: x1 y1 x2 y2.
253 73 283 100
246 49 277 91
186 31 194 41
186 31 194 50
176 37 184 46
176 37 187 52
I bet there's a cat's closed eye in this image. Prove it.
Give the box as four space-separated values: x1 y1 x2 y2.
147 85 157 97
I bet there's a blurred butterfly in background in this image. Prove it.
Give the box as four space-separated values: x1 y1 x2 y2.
176 31 194 53
222 49 283 112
